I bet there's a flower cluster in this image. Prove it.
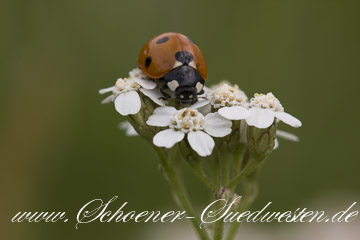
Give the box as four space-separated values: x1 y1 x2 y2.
101 69 301 157
218 92 301 129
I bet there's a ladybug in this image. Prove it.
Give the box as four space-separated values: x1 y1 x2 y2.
137 32 207 104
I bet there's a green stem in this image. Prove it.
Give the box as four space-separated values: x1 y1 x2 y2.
225 181 258 240
153 147 211 240
187 160 217 192
127 114 154 141
221 154 229 186
225 202 247 240
213 150 230 240
213 215 224 240
127 115 140 133
226 156 265 189
131 110 145 126
213 192 226 240
212 154 221 186
232 144 246 175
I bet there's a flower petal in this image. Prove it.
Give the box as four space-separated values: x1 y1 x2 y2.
204 113 232 137
101 95 114 104
201 104 212 115
129 68 143 78
118 121 138 136
190 100 212 115
274 111 302 128
114 91 141 116
218 106 250 120
153 129 185 148
140 88 165 106
276 130 299 142
190 100 210 109
99 86 114 94
187 131 215 157
146 106 177 127
273 138 279 150
246 107 275 128
135 78 157 89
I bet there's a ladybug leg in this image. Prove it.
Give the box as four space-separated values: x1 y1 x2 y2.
198 89 205 95
159 84 172 100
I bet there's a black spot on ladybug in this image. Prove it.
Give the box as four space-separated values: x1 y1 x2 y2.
145 56 152 68
156 37 169 44
175 51 193 65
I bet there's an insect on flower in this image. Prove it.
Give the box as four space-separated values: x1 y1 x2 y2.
137 32 207 104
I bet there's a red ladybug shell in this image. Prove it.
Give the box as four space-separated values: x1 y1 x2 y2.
137 32 207 80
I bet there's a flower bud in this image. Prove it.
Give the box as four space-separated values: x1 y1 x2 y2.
215 187 241 211
215 119 242 155
247 122 277 159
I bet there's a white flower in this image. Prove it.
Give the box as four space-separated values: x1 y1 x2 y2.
209 82 249 108
146 107 232 157
99 68 164 116
118 121 138 136
191 83 249 116
219 92 302 129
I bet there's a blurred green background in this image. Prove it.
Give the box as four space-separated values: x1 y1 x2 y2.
1 0 359 239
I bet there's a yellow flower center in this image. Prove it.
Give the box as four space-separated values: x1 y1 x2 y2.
115 78 140 92
170 108 205 133
249 93 284 111
209 83 248 108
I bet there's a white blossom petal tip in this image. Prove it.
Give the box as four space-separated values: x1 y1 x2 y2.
190 100 210 109
274 112 302 128
129 68 157 89
146 106 177 127
140 88 166 106
204 113 232 137
187 131 215 157
114 91 141 116
99 86 115 94
135 78 157 90
245 108 275 129
274 138 279 150
101 95 114 104
118 121 138 136
274 129 299 150
276 130 299 142
153 129 185 148
218 106 250 120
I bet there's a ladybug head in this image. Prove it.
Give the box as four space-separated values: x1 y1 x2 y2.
164 65 205 104
175 86 197 104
